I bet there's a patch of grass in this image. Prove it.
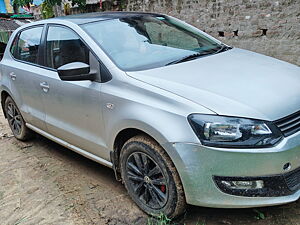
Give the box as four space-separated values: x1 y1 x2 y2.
147 213 172 225
147 213 203 225
13 217 27 225
253 209 266 220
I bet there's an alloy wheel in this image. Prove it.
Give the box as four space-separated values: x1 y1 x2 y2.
6 102 23 136
126 152 168 209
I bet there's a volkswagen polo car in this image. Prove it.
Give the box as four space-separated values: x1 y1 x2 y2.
0 12 300 218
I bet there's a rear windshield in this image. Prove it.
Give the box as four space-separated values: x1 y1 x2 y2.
81 15 221 71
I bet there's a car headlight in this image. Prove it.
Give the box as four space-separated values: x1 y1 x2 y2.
188 114 283 148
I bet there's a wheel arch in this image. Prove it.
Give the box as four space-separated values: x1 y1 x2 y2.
111 126 187 217
111 126 172 181
1 90 10 118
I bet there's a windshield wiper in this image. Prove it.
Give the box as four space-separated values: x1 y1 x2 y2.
165 51 211 66
215 44 232 54
165 44 232 66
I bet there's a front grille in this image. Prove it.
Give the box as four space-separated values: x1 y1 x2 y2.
274 110 300 137
284 167 300 191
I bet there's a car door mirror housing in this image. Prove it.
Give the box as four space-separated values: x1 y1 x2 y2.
57 62 96 81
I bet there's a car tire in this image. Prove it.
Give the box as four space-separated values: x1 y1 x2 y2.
120 135 186 218
4 96 34 141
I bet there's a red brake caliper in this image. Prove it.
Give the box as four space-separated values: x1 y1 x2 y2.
159 176 166 193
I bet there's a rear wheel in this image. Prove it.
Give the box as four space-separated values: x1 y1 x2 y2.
4 96 33 141
120 135 186 218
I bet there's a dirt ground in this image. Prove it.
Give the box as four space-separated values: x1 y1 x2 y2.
0 110 300 225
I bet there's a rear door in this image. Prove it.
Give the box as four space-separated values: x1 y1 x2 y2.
2 25 47 130
40 25 109 160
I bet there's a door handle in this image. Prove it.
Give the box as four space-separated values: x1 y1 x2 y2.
40 82 50 93
9 72 16 81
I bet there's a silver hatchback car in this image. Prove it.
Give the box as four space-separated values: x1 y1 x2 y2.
0 12 300 218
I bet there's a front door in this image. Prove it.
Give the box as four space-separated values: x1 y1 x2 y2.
40 25 108 160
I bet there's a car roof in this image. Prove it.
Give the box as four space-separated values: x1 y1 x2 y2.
45 11 165 25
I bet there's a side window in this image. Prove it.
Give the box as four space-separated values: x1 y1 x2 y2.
46 26 89 69
11 26 43 64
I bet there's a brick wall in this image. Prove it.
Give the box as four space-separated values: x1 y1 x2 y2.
125 0 300 66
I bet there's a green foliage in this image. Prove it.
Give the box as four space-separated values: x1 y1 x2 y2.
147 213 204 225
13 0 32 8
253 209 266 220
147 213 172 225
13 0 86 14
45 0 62 6
41 1 54 19
13 217 27 225
118 0 127 10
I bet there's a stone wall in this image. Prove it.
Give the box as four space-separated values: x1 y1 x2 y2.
125 0 300 66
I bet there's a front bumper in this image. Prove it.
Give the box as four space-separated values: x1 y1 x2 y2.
162 131 300 208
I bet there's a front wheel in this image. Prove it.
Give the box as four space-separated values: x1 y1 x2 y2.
4 96 34 141
120 135 186 218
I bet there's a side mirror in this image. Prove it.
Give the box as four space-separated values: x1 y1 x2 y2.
57 62 96 81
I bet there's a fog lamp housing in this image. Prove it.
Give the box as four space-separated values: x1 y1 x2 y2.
214 174 295 197
221 180 264 189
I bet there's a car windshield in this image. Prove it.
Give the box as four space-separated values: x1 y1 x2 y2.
81 15 223 71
